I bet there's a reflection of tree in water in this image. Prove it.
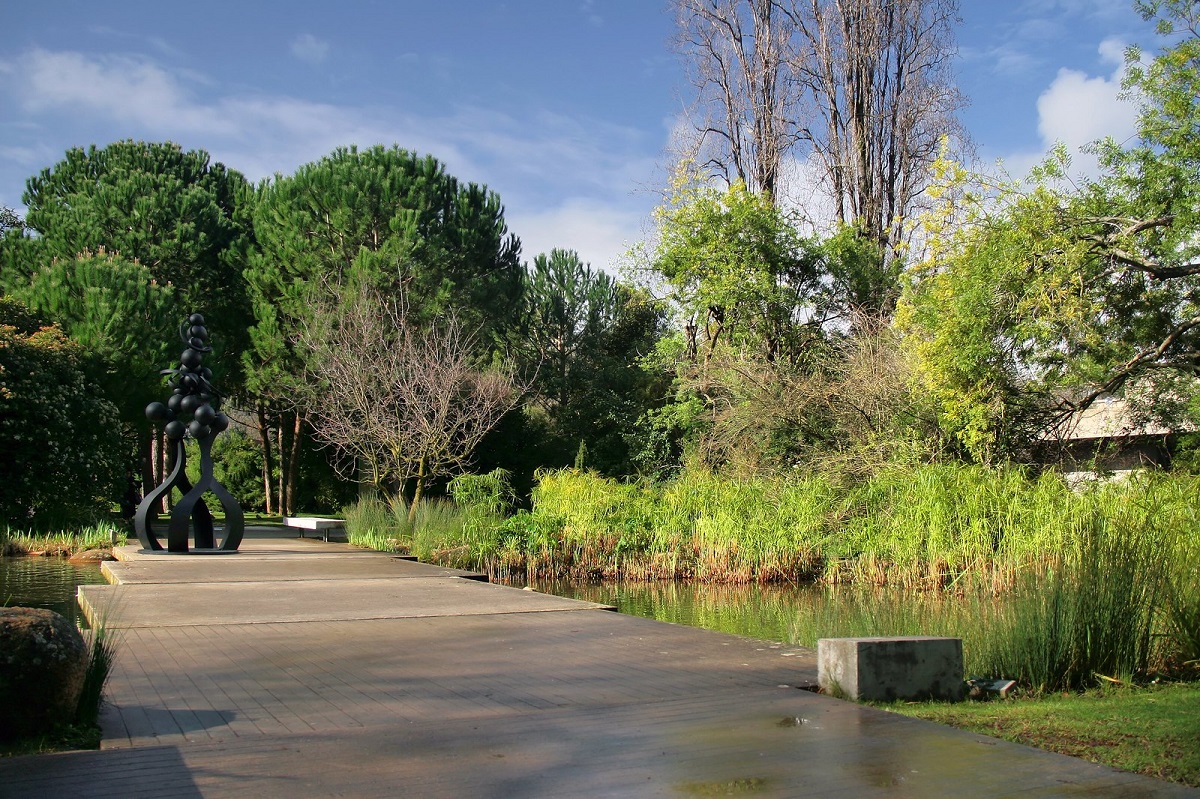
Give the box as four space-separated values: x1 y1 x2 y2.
526 578 997 658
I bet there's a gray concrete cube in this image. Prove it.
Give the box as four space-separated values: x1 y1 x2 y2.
817 636 965 702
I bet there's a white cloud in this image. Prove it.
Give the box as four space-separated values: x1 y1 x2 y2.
1036 69 1131 149
1036 38 1137 154
1096 36 1128 66
579 0 603 27
0 47 662 273
11 49 238 136
290 34 329 65
511 199 652 273
995 36 1139 180
0 143 52 169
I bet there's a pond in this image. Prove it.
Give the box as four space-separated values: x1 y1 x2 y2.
0 557 107 626
0 555 994 653
522 578 997 649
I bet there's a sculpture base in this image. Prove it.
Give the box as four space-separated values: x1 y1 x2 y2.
140 548 239 556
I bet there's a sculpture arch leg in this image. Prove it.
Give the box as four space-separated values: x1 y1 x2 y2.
133 440 187 551
169 436 244 552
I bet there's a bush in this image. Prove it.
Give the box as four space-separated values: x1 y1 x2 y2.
0 298 125 528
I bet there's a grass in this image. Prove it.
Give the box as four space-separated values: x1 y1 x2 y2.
512 465 1200 588
888 682 1200 787
342 495 409 552
75 617 119 728
0 721 102 756
0 521 127 556
349 463 1200 691
341 471 512 572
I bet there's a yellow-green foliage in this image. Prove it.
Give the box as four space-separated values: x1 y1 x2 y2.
511 466 1200 593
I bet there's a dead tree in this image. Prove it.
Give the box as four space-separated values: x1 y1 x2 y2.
295 283 520 518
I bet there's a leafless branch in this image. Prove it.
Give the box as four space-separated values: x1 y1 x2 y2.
294 282 521 507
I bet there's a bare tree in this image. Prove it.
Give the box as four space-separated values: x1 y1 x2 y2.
675 0 799 199
790 0 964 255
674 0 965 259
295 283 520 518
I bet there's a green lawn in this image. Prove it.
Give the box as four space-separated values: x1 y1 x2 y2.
887 682 1200 788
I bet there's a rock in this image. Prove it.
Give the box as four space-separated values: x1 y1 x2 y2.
0 608 88 739
69 548 115 563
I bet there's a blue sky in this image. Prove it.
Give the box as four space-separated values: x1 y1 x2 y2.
0 0 1161 271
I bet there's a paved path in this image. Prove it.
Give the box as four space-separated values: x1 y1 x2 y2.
2 527 1195 798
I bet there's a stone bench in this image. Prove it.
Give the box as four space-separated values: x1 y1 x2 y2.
817 636 964 702
283 517 346 542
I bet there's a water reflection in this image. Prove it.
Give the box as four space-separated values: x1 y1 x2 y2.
523 579 999 651
0 557 106 625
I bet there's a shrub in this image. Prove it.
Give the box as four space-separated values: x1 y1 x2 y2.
0 298 125 528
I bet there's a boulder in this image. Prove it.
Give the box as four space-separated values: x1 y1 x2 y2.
0 607 88 739
68 548 115 563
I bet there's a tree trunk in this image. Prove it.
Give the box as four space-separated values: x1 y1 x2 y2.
407 456 427 524
139 430 155 509
257 403 274 516
277 421 287 518
285 411 302 516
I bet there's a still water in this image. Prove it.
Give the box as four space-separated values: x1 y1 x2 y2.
0 557 106 626
0 556 989 648
522 579 988 648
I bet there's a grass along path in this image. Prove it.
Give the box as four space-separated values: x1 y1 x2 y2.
887 682 1200 788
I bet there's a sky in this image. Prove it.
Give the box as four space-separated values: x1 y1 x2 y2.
0 0 1163 272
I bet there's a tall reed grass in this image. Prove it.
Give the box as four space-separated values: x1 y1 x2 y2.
341 470 514 572
507 466 1199 592
76 618 119 727
342 495 409 552
0 521 126 556
348 463 1200 688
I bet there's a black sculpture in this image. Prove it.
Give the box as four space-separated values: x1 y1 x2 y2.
134 314 244 553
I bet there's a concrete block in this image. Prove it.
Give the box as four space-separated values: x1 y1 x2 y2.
817 637 964 702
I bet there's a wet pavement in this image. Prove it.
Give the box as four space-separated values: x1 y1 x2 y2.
1 527 1195 798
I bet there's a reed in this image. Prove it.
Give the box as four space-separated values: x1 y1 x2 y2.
409 498 471 565
342 495 409 552
75 618 119 727
0 521 126 556
510 466 1200 592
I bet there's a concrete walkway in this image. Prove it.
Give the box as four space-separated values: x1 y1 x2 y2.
1 527 1195 798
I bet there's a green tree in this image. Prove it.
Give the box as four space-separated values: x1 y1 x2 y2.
648 173 826 367
12 250 177 427
520 249 620 410
635 169 900 473
899 2 1200 461
0 296 125 527
1071 0 1200 401
245 145 524 510
10 141 253 379
248 144 522 337
514 249 667 475
896 160 1068 462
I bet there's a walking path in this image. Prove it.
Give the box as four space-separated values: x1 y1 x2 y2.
1 527 1195 798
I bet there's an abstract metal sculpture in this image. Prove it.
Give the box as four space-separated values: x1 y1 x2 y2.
133 314 244 553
